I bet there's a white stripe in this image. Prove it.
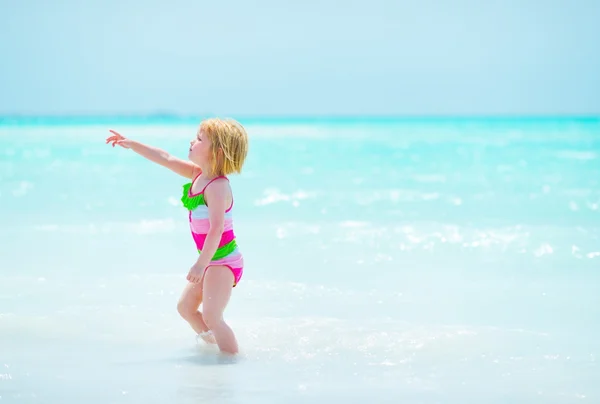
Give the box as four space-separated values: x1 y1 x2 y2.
191 206 233 220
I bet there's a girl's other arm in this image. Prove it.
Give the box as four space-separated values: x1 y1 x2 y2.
106 129 200 179
194 180 229 268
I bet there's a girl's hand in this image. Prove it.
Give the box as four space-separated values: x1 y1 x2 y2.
106 130 133 149
187 262 206 283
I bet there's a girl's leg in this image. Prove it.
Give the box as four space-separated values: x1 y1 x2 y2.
176 279 210 336
202 266 238 355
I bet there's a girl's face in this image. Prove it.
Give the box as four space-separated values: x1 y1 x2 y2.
189 129 211 168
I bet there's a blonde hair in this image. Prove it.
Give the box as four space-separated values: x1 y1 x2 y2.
200 118 249 176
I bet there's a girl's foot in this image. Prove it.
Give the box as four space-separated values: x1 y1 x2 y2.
197 330 216 344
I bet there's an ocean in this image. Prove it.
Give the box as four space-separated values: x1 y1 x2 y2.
0 116 599 403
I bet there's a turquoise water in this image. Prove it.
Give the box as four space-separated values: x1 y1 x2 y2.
1 117 599 403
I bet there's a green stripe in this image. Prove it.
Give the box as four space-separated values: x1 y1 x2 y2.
181 183 206 211
199 239 237 260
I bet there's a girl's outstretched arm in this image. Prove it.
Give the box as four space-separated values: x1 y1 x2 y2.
106 129 200 179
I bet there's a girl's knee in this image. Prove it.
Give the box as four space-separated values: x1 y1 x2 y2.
177 300 195 320
202 309 222 328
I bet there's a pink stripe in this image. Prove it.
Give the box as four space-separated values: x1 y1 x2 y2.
191 229 236 250
210 249 243 268
190 217 233 233
219 229 236 247
190 218 210 233
192 232 207 249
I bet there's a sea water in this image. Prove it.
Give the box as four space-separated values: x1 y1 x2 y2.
0 117 599 403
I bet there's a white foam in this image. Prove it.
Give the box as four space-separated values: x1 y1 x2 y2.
254 188 316 206
11 181 33 197
33 219 177 235
534 243 554 257
556 150 597 160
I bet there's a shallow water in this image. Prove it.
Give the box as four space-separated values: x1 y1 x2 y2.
1 117 599 403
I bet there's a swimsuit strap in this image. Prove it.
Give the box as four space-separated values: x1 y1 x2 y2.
185 175 231 210
199 175 229 194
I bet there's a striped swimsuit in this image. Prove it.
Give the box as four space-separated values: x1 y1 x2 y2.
181 175 244 286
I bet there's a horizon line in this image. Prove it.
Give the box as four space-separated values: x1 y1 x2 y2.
1 113 599 126
1 112 599 118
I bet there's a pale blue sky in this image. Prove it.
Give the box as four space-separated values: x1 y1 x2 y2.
1 0 599 116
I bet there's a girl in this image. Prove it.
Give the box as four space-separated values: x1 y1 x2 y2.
105 118 248 355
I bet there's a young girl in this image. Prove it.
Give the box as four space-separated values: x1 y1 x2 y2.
105 118 248 355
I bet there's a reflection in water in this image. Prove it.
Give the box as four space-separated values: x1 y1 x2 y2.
175 344 240 403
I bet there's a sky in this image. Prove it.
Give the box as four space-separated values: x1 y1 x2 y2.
1 0 599 116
